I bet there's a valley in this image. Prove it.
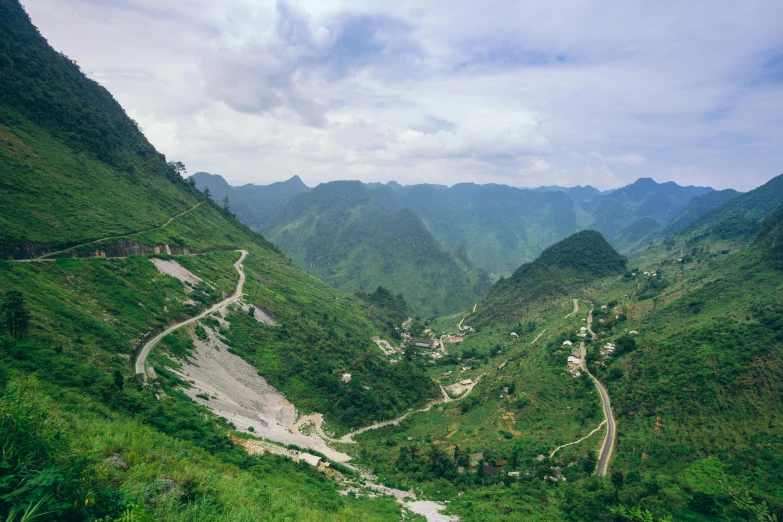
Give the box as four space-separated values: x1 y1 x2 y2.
2 1 783 521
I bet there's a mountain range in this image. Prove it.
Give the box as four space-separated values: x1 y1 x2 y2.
3 1 783 520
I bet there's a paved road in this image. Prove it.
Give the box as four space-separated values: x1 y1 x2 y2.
135 250 247 378
580 310 616 476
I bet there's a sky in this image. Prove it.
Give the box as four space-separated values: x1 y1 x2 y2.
24 0 783 190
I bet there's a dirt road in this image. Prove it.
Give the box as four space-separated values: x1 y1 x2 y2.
135 250 246 378
564 298 579 318
579 310 616 475
36 202 203 260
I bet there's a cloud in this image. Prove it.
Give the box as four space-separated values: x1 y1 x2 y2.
21 0 783 190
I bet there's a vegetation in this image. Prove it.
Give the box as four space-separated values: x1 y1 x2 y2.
264 181 491 316
472 230 627 325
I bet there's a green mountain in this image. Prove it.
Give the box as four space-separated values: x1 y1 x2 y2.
0 3 437 519
682 173 783 242
382 182 580 275
587 177 713 239
191 172 309 230
661 188 741 236
264 180 491 316
610 216 662 254
472 230 627 325
0 4 203 259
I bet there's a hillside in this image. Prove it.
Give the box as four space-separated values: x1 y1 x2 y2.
681 173 783 242
347 206 783 521
662 188 741 236
587 177 712 239
264 181 491 316
192 172 309 230
472 230 627 325
0 2 203 259
0 3 438 520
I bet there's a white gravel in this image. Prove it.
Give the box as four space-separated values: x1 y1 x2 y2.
150 258 204 289
173 326 350 462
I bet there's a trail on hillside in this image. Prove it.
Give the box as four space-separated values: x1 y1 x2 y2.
457 304 476 330
530 329 546 344
564 298 579 318
134 249 246 377
549 420 607 458
36 201 203 260
296 375 485 445
579 310 616 475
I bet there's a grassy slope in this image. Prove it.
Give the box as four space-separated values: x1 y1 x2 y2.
0 2 434 519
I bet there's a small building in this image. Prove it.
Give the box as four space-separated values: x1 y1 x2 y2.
297 453 322 467
410 338 436 349
483 463 503 477
340 373 352 383
510 332 518 337
567 355 581 365
562 340 573 346
460 379 473 386
441 371 452 377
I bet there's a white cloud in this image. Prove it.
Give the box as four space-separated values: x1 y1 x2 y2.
20 0 783 189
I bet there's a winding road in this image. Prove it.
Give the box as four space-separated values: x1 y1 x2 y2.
579 310 616 475
564 298 579 318
135 249 247 378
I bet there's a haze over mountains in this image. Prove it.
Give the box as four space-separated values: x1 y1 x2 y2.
192 171 776 315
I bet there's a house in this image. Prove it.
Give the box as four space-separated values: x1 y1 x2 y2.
629 330 639 334
510 332 518 337
340 373 352 383
483 463 503 477
460 379 473 386
567 355 581 365
562 340 573 346
441 371 452 377
410 338 436 349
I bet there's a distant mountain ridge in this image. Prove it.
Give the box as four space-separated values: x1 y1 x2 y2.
191 172 309 230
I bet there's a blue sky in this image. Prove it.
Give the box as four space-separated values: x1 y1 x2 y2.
25 0 783 190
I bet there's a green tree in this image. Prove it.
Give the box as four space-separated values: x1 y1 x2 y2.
167 160 187 177
112 370 124 390
203 187 212 201
222 196 231 214
582 451 598 474
1 290 30 339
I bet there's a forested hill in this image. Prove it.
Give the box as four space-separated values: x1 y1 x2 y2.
472 230 626 325
0 0 203 257
265 181 491 316
680 172 783 242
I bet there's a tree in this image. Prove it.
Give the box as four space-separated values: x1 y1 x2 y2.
1 290 30 339
582 451 598 474
113 370 124 390
403 344 416 361
222 196 230 213
186 176 196 186
167 161 187 177
203 187 212 201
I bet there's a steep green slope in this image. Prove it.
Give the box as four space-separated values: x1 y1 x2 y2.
682 173 783 242
265 181 491 316
587 177 712 239
0 1 202 258
0 3 435 519
192 172 309 230
472 230 627 325
611 216 661 254
662 188 741 236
